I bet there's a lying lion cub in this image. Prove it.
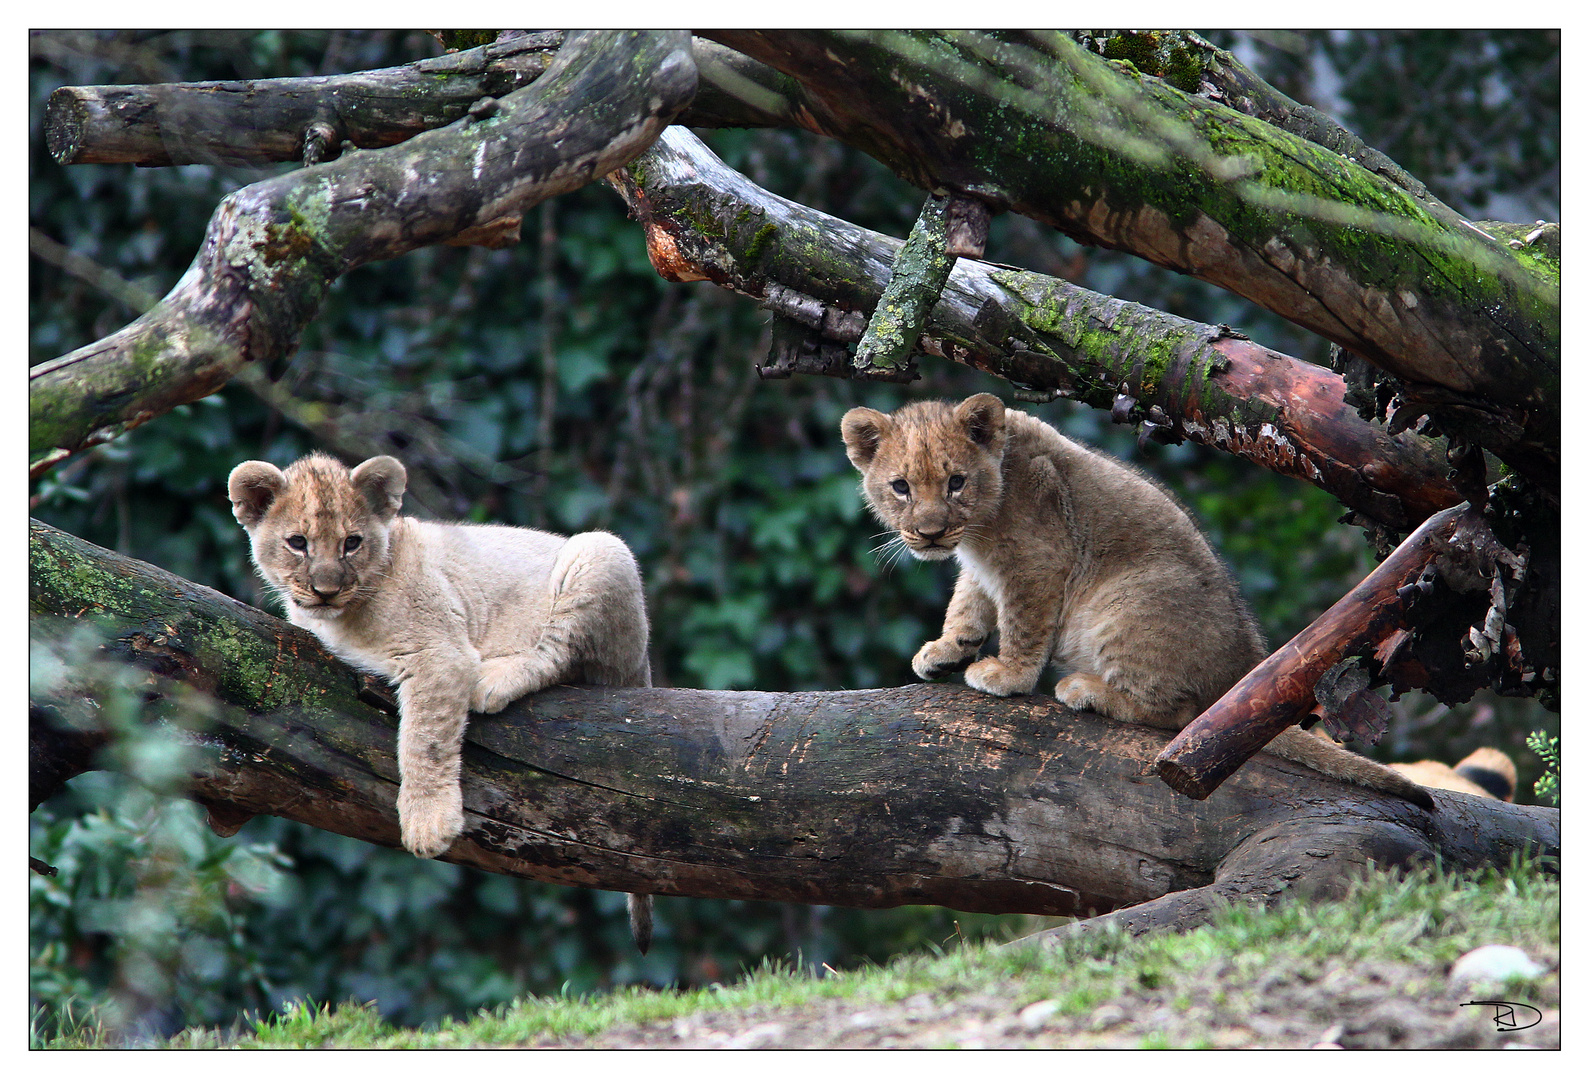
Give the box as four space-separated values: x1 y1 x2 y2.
841 393 1432 808
228 452 656 948
1392 746 1516 801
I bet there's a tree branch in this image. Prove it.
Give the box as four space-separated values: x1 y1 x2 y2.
1066 31 1460 221
29 29 697 468
29 518 1559 926
702 30 1558 495
44 34 809 169
612 127 1461 532
45 32 566 167
1156 498 1551 800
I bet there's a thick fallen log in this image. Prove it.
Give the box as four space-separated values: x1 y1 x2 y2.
29 30 696 471
29 519 1558 927
614 127 1461 532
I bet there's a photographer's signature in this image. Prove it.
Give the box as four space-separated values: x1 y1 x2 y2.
1461 1000 1542 1031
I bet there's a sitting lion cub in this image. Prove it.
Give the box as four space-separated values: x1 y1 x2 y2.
841 393 1431 808
228 452 656 947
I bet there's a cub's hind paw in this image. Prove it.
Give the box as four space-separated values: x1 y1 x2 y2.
398 786 465 859
1052 672 1155 725
1053 672 1106 713
912 637 980 681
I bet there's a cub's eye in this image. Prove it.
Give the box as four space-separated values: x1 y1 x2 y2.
286 535 308 552
343 535 363 554
891 479 910 496
947 474 966 493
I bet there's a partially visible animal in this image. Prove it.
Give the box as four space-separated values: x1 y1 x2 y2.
1390 747 1517 801
228 452 656 950
840 393 1434 809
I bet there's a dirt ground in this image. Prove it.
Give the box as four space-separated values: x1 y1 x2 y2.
550 958 1560 1049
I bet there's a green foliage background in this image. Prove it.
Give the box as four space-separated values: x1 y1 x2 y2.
28 30 1559 1041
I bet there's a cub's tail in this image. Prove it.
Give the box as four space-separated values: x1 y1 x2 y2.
627 892 654 955
1268 727 1436 810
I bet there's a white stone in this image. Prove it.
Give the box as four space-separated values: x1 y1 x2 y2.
1018 998 1060 1031
1449 944 1545 986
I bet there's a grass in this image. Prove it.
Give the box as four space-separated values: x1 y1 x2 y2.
36 857 1558 1049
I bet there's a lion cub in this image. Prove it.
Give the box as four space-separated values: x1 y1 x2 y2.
228 453 656 946
841 393 1431 807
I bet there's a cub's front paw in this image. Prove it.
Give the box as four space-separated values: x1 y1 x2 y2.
397 784 465 859
912 637 980 681
471 658 521 714
964 656 1040 697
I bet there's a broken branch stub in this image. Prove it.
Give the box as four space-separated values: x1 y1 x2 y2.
852 193 953 378
1154 504 1476 800
44 32 567 167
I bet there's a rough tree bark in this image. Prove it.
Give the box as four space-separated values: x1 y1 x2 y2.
30 520 1558 930
29 29 697 472
612 128 1463 534
704 30 1558 496
43 33 812 168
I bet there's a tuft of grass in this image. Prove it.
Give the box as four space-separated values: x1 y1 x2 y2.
30 996 110 1049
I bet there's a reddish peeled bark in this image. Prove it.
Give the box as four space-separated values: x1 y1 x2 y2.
1154 504 1489 799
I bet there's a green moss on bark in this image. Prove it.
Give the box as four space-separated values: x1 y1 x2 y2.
986 267 1256 420
855 194 953 373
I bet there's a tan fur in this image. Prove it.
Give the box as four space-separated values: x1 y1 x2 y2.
227 453 653 858
1392 747 1516 801
841 394 1431 806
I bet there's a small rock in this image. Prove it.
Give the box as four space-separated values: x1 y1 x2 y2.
1311 1022 1346 1049
1089 1004 1126 1031
1018 998 1059 1031
724 1022 785 1049
1449 945 1545 988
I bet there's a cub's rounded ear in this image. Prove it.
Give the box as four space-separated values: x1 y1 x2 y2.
954 394 1007 452
351 456 407 519
841 408 894 470
227 461 287 528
